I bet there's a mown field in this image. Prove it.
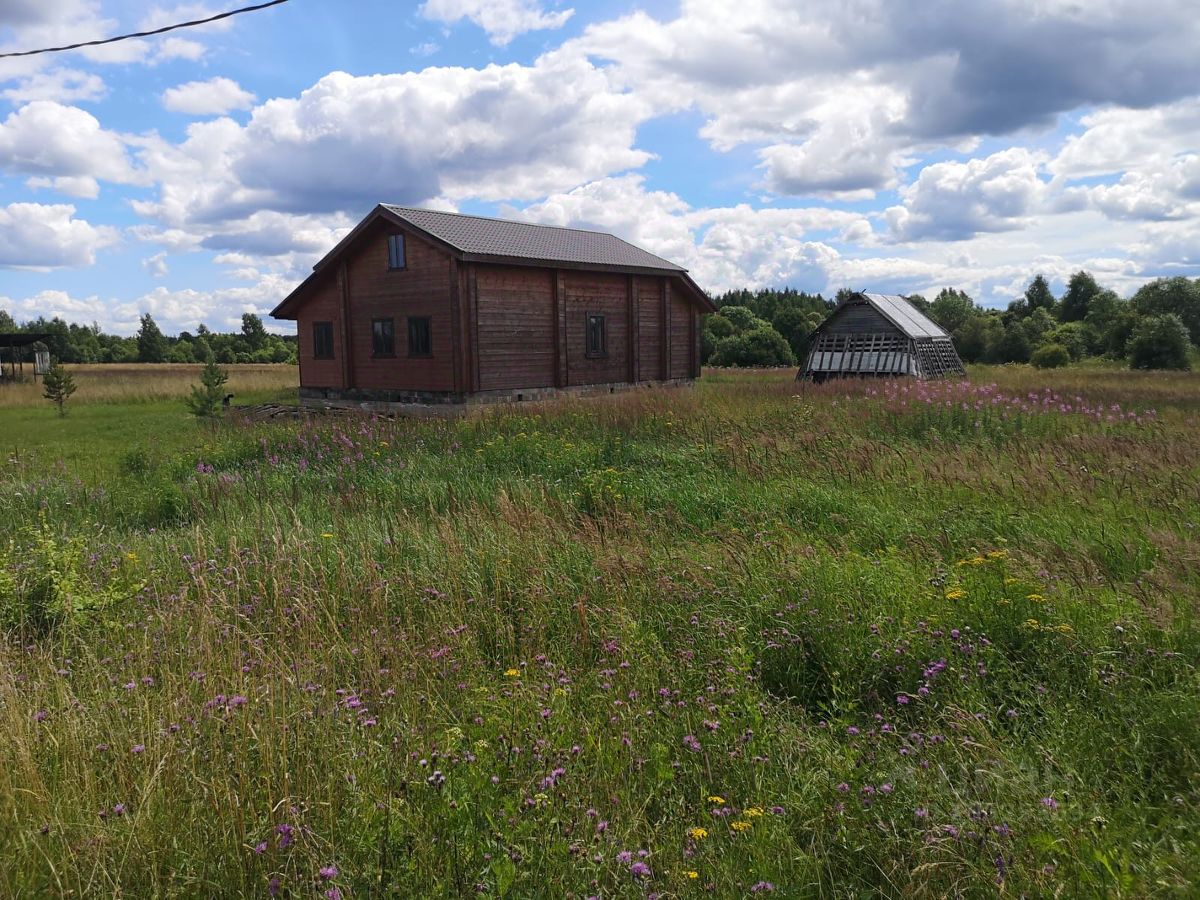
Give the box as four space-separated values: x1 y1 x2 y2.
1 365 1198 898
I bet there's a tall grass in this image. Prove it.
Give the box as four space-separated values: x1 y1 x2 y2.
1 366 1198 897
0 363 297 406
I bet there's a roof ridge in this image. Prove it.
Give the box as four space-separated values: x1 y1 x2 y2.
382 204 621 240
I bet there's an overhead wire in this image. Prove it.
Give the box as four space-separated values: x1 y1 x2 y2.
0 0 291 59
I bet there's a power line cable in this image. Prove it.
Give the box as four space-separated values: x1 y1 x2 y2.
0 0 291 59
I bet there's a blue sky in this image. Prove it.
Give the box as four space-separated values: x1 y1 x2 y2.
1 0 1198 334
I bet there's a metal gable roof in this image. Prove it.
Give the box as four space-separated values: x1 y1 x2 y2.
382 205 685 272
860 293 949 339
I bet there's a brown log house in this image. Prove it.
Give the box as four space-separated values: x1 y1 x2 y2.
270 205 715 412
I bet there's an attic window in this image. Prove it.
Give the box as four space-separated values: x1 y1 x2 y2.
387 233 406 270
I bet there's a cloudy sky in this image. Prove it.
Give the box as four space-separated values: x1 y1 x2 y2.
1 0 1197 334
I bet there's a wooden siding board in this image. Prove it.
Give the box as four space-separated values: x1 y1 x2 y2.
296 277 345 389
338 220 455 392
475 265 557 391
670 289 691 379
636 276 662 381
564 271 630 386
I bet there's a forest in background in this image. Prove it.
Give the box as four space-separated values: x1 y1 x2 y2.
704 273 1200 371
4 272 1199 372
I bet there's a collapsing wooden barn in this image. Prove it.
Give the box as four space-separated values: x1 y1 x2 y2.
799 292 965 382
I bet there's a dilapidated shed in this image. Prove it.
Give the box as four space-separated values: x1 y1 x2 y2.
799 292 965 382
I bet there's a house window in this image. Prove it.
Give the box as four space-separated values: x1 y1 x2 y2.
312 321 334 359
372 318 395 357
586 313 607 357
387 234 406 270
408 316 432 357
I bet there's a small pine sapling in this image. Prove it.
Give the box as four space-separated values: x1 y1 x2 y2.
187 359 230 417
42 363 77 417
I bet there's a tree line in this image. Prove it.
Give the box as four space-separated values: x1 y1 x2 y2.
0 310 297 365
701 274 1199 371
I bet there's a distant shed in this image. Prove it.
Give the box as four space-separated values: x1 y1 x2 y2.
799 292 965 382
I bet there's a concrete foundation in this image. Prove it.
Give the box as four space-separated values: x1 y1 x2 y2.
298 379 695 417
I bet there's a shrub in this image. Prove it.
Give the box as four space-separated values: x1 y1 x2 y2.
709 325 795 367
1031 342 1071 369
1128 313 1192 370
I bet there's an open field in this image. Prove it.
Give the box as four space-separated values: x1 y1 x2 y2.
1 366 1198 897
0 362 298 407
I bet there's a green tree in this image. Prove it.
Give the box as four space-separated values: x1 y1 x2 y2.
241 313 269 352
1031 343 1071 369
1044 322 1088 360
954 315 1003 363
1058 271 1100 322
137 313 168 363
42 363 77 416
1024 274 1057 316
1127 314 1192 370
928 288 977 333
1131 277 1200 345
0 308 16 332
186 359 231 417
993 322 1032 363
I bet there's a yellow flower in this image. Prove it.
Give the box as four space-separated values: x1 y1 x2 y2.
1054 623 1073 634
125 551 137 561
707 795 725 804
1003 577 1019 586
687 827 709 840
1026 593 1045 602
944 589 966 601
320 532 335 539
504 668 520 677
1023 618 1040 629
685 871 699 880
730 820 752 832
986 549 1009 559
745 807 764 817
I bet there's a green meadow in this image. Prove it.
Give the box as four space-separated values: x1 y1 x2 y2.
1 365 1198 898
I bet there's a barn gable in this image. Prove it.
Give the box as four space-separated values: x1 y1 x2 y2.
801 292 965 381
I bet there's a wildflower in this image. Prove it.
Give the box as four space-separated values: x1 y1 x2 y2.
687 827 709 840
254 841 268 854
112 803 126 816
504 668 520 677
751 883 776 893
683 734 702 752
319 865 338 880
630 861 651 878
325 889 342 900
730 820 752 832
131 744 145 754
707 796 725 804
1026 593 1045 602
1040 796 1059 811
944 589 966 601
685 871 699 880
320 532 335 539
745 807 764 817
1023 619 1040 629
616 850 633 864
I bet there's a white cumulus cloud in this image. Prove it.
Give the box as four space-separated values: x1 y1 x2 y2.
420 0 574 46
0 202 118 269
162 77 257 116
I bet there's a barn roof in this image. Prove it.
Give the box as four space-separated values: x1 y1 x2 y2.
380 206 684 272
273 205 715 319
849 292 949 339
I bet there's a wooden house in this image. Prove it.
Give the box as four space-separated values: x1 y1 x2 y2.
799 292 965 382
270 205 715 413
